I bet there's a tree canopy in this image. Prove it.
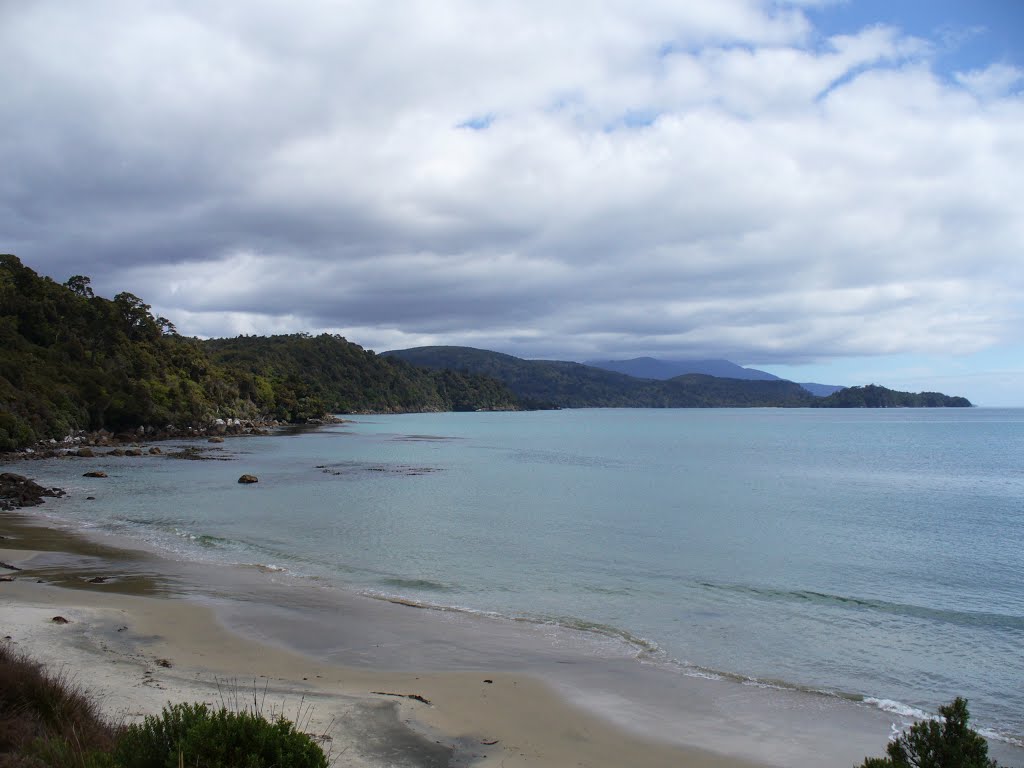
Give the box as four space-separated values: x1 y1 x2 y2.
858 698 1000 768
0 256 518 450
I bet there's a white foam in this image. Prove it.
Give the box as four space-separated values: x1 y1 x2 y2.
976 727 1024 748
863 697 931 720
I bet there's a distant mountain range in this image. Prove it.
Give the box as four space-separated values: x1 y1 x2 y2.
584 357 845 397
382 347 970 409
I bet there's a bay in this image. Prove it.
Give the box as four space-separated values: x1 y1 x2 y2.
19 408 1024 753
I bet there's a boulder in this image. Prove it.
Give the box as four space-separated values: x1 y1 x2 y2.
148 446 162 455
83 471 108 478
1 473 66 509
208 436 225 444
238 474 259 484
76 447 95 458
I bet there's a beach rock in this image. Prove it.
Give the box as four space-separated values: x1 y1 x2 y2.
0 472 66 509
51 616 70 624
87 576 107 584
208 436 225 443
238 474 259 484
107 448 125 457
124 448 143 457
76 447 95 458
148 446 162 454
83 471 108 478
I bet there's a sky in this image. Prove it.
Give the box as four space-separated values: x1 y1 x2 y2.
2 1 1022 405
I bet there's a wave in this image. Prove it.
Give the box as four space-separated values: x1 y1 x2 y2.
862 699 1024 748
696 581 1024 631
362 591 662 656
173 528 235 549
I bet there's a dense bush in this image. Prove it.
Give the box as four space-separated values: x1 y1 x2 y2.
113 703 327 768
858 698 1000 768
1 645 327 768
0 643 116 768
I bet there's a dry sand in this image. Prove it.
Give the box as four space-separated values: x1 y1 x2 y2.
2 546 768 768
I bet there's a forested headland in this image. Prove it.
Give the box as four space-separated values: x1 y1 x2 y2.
0 255 518 450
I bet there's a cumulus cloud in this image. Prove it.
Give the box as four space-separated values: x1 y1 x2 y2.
1 0 1021 365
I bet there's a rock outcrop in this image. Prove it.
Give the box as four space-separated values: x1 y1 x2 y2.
0 473 66 510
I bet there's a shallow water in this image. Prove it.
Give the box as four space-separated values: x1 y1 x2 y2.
12 408 1024 761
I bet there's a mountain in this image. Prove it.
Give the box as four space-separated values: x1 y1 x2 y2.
798 382 846 397
382 347 818 408
584 357 780 381
383 346 971 410
585 356 845 397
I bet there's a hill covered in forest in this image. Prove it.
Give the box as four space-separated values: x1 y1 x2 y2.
383 346 972 410
584 356 845 396
384 347 827 408
0 256 518 450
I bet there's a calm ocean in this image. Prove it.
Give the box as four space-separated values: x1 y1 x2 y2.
18 408 1024 752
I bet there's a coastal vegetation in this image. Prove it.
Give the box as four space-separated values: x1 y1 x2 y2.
0 643 327 768
115 703 327 768
819 384 972 408
0 255 518 450
857 698 1001 768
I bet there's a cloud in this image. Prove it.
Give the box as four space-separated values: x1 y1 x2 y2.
955 63 1024 99
1 0 1022 364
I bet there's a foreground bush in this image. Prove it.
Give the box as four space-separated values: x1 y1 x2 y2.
0 643 115 768
114 702 327 768
1 644 326 768
858 697 1000 768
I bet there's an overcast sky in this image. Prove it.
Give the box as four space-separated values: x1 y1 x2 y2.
2 1 1022 404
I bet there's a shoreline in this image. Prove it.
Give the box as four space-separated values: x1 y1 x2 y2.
4 426 1020 768
1 514 767 768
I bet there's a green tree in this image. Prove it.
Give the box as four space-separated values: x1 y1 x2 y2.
858 698 999 768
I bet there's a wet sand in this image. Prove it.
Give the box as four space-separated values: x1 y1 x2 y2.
1 514 771 768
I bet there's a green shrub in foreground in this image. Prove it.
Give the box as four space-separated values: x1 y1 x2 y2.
113 702 327 768
858 697 1000 768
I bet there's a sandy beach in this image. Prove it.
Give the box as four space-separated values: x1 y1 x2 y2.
1 515 772 768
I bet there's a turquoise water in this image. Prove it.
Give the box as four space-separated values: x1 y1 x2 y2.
19 408 1024 748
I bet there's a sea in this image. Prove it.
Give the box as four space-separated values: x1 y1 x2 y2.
12 408 1024 765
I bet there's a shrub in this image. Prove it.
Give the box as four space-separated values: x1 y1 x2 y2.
0 643 116 768
858 697 1000 768
113 702 327 768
